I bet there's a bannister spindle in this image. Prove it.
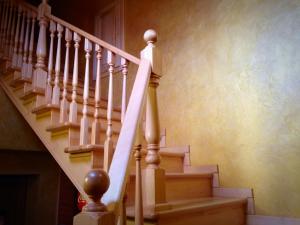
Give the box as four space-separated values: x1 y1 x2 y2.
17 9 26 68
141 29 167 206
0 1 8 48
69 32 81 123
0 2 6 38
27 12 36 79
59 28 72 123
91 44 102 145
4 2 13 56
12 6 21 68
104 50 115 172
45 20 55 104
79 38 92 145
21 11 30 78
121 58 128 124
52 23 63 105
8 5 16 58
134 122 144 225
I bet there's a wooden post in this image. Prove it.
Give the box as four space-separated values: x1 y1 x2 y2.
103 50 115 172
8 5 16 58
79 38 92 145
69 32 81 123
32 0 51 90
0 1 8 49
4 1 13 57
134 122 144 225
52 23 63 105
17 10 26 68
141 29 167 208
74 169 114 225
12 6 21 68
91 44 102 145
59 28 72 123
27 12 36 79
21 11 30 78
45 20 55 104
121 58 128 124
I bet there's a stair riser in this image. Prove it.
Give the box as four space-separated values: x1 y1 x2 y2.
126 175 212 206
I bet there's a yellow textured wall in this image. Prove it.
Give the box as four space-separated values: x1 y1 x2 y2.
125 0 300 218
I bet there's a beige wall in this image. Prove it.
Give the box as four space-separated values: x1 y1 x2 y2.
125 0 300 218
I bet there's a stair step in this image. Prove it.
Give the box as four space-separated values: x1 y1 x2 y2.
126 197 247 225
127 172 213 206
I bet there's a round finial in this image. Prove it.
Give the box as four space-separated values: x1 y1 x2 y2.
83 169 110 212
144 29 157 44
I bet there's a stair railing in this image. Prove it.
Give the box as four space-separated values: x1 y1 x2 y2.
0 0 165 224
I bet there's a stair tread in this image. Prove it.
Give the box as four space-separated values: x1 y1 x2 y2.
127 197 247 219
31 103 121 121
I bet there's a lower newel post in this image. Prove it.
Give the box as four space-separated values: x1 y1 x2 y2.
74 169 115 225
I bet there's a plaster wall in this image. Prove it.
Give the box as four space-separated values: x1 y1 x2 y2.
125 0 300 218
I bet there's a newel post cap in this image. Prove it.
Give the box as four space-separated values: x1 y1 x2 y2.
141 29 162 77
37 0 51 20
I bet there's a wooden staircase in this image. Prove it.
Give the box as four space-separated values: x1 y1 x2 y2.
0 1 253 225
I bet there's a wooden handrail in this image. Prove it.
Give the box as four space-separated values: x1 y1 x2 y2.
48 14 140 65
102 58 152 212
21 1 140 65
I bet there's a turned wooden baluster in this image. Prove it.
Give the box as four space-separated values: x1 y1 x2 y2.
134 122 144 225
141 29 166 206
121 58 128 124
4 2 13 57
21 11 31 78
69 32 81 123
0 2 6 47
0 1 8 49
8 5 16 58
104 50 115 172
17 9 26 68
27 12 36 79
12 6 21 68
59 28 72 123
91 44 102 145
45 20 55 104
79 38 92 145
52 23 63 105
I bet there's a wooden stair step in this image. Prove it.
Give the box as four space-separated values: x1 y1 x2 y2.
127 172 213 206
126 197 247 225
31 103 121 122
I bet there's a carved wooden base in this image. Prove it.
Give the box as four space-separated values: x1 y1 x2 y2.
73 211 115 225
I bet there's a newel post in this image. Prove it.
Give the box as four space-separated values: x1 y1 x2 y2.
141 29 167 208
73 169 115 225
32 0 51 89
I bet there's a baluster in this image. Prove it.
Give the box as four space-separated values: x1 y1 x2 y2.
0 1 8 49
104 50 115 172
79 38 92 145
69 32 81 123
27 12 36 79
52 23 63 105
141 29 167 206
21 11 30 78
32 0 51 90
45 20 55 104
121 58 128 123
0 2 6 47
8 5 16 58
59 28 72 123
134 122 144 225
91 44 102 145
4 2 13 57
12 6 21 68
17 9 26 68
